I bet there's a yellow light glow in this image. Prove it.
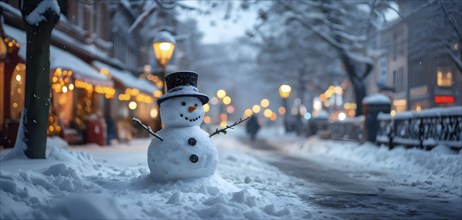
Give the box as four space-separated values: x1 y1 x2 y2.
52 76 58 83
204 116 211 124
153 90 163 98
223 96 231 105
263 109 272 118
15 74 21 81
150 109 158 118
220 121 227 128
216 89 226 99
203 104 210 113
416 106 422 112
226 105 235 113
252 105 261 113
244 109 253 117
260 99 270 108
279 84 291 98
391 110 396 116
128 101 137 110
69 84 74 90
153 42 175 68
325 90 333 98
125 88 140 96
62 86 68 93
278 107 286 115
118 94 131 101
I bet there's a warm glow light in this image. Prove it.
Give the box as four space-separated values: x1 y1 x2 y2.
128 101 137 110
263 109 272 118
15 74 21 81
226 105 235 113
220 121 227 128
203 104 210 113
279 84 292 98
153 90 163 98
278 107 286 115
261 99 270 108
338 112 346 121
69 84 74 90
62 86 68 93
244 109 253 117
220 113 228 122
269 113 277 121
216 89 226 99
252 105 261 113
150 109 158 118
223 96 231 105
153 32 176 68
416 106 422 112
391 110 396 116
325 90 333 98
204 116 211 124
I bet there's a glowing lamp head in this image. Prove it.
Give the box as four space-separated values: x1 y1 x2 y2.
152 31 176 68
279 84 292 98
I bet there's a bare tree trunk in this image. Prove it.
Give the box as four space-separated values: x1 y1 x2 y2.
20 0 60 158
340 54 370 116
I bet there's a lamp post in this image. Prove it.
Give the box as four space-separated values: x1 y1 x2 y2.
279 84 292 132
152 30 176 94
152 30 175 131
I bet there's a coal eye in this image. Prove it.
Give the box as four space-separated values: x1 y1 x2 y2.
181 102 186 106
194 104 198 107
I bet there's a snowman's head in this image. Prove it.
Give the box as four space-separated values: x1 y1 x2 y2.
160 96 205 127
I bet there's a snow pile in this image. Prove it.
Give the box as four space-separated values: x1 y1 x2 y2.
297 136 461 195
362 93 391 104
1 137 313 219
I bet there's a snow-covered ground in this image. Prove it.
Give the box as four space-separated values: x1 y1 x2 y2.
1 126 460 219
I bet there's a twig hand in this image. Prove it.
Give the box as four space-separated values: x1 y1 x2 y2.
132 117 164 141
209 117 250 138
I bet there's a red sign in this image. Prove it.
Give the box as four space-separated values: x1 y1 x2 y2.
434 96 455 104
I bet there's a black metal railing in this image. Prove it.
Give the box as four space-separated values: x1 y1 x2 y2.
329 116 365 141
377 106 462 149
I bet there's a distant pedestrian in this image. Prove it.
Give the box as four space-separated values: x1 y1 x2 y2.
246 114 261 141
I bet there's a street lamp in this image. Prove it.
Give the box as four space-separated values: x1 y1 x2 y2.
152 30 176 94
279 84 292 132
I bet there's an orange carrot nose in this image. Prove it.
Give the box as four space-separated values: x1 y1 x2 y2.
188 106 197 112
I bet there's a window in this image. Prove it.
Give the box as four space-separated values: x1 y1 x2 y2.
393 68 405 92
437 70 452 87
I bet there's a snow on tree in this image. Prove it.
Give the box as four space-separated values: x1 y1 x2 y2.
250 0 393 116
8 0 61 159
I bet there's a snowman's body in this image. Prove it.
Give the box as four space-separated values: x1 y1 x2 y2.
147 95 218 181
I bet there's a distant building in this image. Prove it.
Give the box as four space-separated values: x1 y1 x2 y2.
368 0 462 113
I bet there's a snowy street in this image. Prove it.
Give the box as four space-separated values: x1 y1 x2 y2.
1 127 460 219
237 137 462 219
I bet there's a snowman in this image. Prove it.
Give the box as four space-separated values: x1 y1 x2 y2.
147 71 217 181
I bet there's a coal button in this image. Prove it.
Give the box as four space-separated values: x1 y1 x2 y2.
189 154 199 163
188 137 197 146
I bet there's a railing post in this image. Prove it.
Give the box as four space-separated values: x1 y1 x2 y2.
418 118 424 148
388 119 394 149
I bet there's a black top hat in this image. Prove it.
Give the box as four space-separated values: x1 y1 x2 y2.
157 71 209 105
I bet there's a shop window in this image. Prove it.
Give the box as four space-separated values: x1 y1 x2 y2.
10 63 26 120
437 71 452 87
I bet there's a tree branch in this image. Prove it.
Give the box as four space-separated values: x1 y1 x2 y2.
209 117 249 138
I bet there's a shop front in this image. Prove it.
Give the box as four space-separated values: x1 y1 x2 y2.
93 62 160 143
1 25 114 147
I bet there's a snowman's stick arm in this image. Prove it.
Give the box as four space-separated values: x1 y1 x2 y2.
209 117 250 138
132 117 164 141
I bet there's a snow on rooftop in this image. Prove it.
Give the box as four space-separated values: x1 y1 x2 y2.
362 93 391 104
